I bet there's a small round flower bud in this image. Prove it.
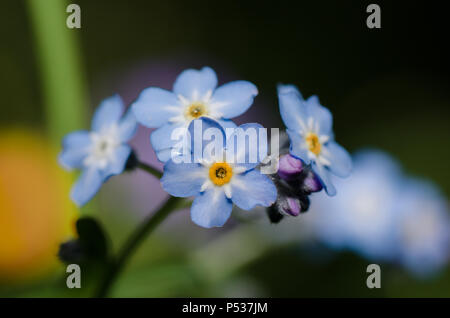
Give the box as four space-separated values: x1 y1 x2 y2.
278 154 303 180
281 197 301 216
302 169 323 193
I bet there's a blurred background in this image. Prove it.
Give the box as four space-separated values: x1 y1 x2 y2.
1 0 449 297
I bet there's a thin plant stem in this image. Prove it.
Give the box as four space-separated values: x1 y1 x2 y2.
95 195 184 298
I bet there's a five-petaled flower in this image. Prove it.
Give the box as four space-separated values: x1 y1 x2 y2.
131 66 258 162
277 84 352 195
161 117 277 228
59 95 137 206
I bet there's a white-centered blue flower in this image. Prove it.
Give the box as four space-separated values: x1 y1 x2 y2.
59 95 137 206
395 178 450 276
132 66 258 162
277 84 352 195
161 117 277 228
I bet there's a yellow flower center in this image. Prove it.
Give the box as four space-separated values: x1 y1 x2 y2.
305 132 321 155
185 102 207 120
209 162 233 186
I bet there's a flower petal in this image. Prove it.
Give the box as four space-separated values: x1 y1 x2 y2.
173 67 218 100
226 123 265 171
230 170 277 210
188 117 226 163
278 85 308 132
305 95 333 136
211 81 258 118
118 109 138 142
102 145 131 177
59 131 91 170
150 122 187 162
287 129 311 164
216 118 237 130
191 187 233 228
321 141 352 178
277 84 303 99
312 161 336 196
131 88 181 128
70 167 104 206
92 95 124 132
161 160 206 197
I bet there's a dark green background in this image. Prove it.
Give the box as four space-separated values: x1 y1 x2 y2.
1 0 449 297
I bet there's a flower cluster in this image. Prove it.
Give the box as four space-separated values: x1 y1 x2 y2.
59 67 352 228
306 150 450 276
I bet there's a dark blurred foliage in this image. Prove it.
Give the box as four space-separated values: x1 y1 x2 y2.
1 0 449 297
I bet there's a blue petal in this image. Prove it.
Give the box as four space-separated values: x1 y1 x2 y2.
216 118 237 130
230 170 277 210
322 141 352 178
278 86 308 132
161 160 206 197
118 109 138 142
305 95 333 136
277 84 303 100
226 123 265 171
191 188 233 228
287 129 311 164
211 81 258 119
92 95 124 132
188 117 226 162
311 162 336 196
70 167 104 206
131 88 181 128
102 145 131 177
173 67 218 99
150 123 186 162
59 131 91 170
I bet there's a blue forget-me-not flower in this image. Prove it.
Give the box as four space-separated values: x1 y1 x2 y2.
277 84 352 195
161 117 277 228
307 150 403 261
395 178 450 276
132 66 258 162
59 95 137 206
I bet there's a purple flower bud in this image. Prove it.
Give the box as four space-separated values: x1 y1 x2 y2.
303 170 323 193
281 197 301 216
278 154 303 181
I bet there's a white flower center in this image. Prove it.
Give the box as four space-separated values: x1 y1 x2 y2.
84 125 120 169
168 90 224 124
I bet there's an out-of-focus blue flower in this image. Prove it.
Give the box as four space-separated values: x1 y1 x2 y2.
161 117 277 228
132 67 258 162
277 84 352 195
395 179 450 276
59 95 137 206
307 150 403 261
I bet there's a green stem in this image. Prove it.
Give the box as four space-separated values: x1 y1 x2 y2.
138 162 163 179
27 0 87 145
95 196 184 298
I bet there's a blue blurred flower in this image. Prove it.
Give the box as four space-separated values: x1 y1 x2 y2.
277 84 352 195
132 66 258 162
161 117 276 228
307 150 403 261
395 178 450 276
59 95 137 206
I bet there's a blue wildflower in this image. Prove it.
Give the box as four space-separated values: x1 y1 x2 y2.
277 84 352 195
306 150 403 261
395 178 450 276
161 117 277 228
132 66 258 162
59 95 137 206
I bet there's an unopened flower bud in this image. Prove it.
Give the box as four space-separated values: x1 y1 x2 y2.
278 154 303 180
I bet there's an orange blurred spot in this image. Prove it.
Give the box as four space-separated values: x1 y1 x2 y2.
0 129 78 284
